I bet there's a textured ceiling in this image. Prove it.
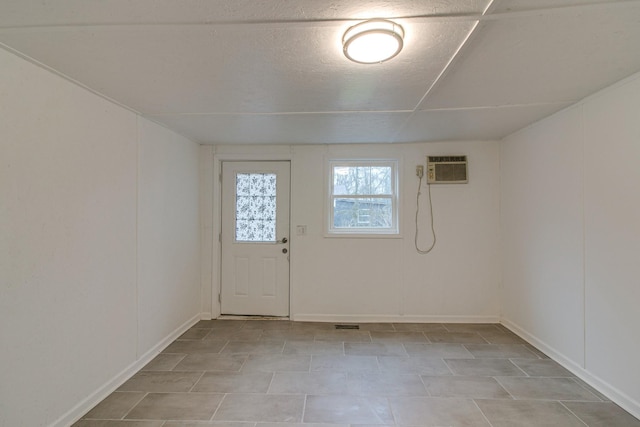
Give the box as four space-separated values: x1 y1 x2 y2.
1 0 639 144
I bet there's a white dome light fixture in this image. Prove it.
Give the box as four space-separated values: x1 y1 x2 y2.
343 19 405 64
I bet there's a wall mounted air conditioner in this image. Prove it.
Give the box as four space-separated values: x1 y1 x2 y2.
427 155 468 184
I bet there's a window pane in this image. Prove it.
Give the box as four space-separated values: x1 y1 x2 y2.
370 166 392 195
333 165 392 195
333 198 392 228
235 173 277 242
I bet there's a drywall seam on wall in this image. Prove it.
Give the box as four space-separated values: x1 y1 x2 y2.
135 115 140 360
500 69 640 422
580 104 587 370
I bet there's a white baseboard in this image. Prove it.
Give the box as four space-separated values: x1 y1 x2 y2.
292 313 500 323
501 317 640 421
200 312 213 320
51 312 201 427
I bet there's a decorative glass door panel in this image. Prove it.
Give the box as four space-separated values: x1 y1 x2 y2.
235 173 277 242
220 162 290 316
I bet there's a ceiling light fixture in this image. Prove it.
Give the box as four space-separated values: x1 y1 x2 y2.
342 19 405 64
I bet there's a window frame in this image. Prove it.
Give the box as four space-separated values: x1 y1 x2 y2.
326 159 400 237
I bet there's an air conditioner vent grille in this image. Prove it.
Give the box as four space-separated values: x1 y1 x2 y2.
428 155 467 163
427 155 468 184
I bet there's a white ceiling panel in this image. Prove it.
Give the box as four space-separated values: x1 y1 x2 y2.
151 112 411 145
0 0 639 144
494 0 623 13
394 103 575 142
0 20 475 114
0 0 489 27
421 2 640 109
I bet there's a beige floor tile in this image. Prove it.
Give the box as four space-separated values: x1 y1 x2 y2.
283 340 344 355
173 353 247 372
403 343 474 359
303 395 394 424
422 376 512 399
178 329 213 340
76 320 639 427
310 355 379 372
313 330 372 342
377 356 452 375
125 393 224 420
289 322 336 331
163 340 227 354
496 377 602 401
73 421 164 427
477 330 526 344
389 396 491 426
510 358 574 377
476 399 587 427
141 354 187 371
463 344 539 359
444 358 526 377
241 320 292 330
369 331 427 343
356 323 397 332
260 329 315 340
524 344 551 359
562 401 640 426
257 424 348 427
118 371 204 392
193 320 246 330
191 371 273 393
426 332 488 344
240 354 311 372
213 394 304 423
268 372 347 394
442 323 503 333
347 372 427 396
572 377 611 401
206 329 264 341
164 422 255 427
344 342 407 356
349 425 394 427
392 323 447 332
221 341 285 354
82 392 146 419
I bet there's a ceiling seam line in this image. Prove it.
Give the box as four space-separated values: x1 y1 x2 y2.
142 111 414 117
1 1 639 31
0 41 141 116
412 102 579 112
0 42 201 144
388 0 494 143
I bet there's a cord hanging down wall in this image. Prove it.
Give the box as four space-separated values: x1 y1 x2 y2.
414 164 436 254
414 155 469 254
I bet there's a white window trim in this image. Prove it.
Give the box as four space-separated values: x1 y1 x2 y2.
325 159 400 238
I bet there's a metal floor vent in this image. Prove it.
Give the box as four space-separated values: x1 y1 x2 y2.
335 324 360 330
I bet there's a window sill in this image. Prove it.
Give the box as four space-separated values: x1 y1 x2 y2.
324 230 402 239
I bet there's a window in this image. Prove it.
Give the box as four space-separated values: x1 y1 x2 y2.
328 160 399 235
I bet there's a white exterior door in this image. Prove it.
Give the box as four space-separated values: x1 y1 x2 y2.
220 161 290 316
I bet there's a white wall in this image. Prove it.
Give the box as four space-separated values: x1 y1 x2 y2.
205 142 501 322
137 119 201 356
0 48 201 427
501 72 640 418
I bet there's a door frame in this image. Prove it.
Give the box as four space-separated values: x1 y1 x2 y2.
211 151 293 319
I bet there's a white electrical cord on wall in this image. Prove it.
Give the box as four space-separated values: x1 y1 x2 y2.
415 174 436 254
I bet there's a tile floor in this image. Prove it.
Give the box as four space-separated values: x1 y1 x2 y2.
73 320 640 427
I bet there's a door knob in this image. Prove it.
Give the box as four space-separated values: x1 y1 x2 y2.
277 237 288 244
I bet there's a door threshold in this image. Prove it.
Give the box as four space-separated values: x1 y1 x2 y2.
217 314 290 321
